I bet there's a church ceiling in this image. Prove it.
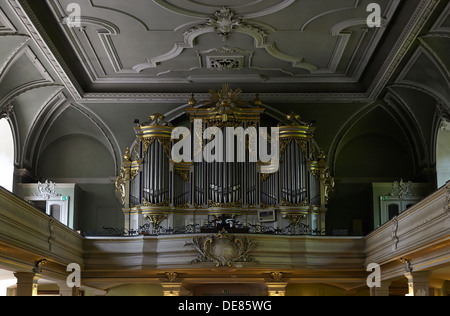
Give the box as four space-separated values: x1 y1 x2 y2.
19 0 425 102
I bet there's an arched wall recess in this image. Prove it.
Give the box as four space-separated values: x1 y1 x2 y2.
394 47 450 109
381 91 429 170
418 35 450 81
388 43 450 170
24 92 68 172
33 101 122 178
331 104 417 179
0 38 65 173
15 85 65 168
37 133 116 179
70 103 121 175
327 101 380 176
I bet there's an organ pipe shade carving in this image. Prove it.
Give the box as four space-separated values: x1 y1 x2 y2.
115 85 334 235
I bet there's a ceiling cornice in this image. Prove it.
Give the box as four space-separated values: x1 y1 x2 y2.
80 92 371 104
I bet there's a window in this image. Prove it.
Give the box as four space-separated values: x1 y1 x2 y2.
0 118 14 192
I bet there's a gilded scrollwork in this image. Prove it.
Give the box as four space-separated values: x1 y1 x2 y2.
130 169 139 180
123 147 132 161
294 138 309 157
115 167 126 205
279 137 310 159
281 198 308 207
174 202 190 209
323 166 335 203
161 272 181 283
283 213 306 225
145 213 167 226
185 229 257 267
260 202 277 209
142 198 170 207
143 137 171 159
266 272 287 283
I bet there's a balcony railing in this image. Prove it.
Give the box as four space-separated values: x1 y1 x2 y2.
84 221 325 237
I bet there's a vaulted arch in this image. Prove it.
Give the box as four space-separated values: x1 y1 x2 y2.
38 134 116 179
334 106 416 180
34 103 122 178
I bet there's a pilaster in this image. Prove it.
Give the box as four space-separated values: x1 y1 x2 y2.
404 271 432 296
266 282 288 296
14 272 40 296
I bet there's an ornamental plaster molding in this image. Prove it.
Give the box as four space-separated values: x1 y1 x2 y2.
153 0 296 19
34 180 60 200
0 103 14 118
134 7 318 73
391 216 399 251
185 229 257 267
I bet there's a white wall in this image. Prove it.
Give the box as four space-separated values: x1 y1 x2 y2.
437 123 450 188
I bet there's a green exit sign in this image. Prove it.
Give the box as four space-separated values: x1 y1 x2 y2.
381 196 389 201
61 196 69 201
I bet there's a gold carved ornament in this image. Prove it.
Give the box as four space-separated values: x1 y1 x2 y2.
186 84 264 124
115 167 126 205
142 198 170 207
142 137 172 159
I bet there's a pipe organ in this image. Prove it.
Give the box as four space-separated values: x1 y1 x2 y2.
116 85 334 235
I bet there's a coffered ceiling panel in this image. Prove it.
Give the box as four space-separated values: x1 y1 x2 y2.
20 0 409 96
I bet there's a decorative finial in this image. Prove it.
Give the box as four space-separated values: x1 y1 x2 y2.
254 93 262 106
188 93 196 107
33 259 48 274
286 112 300 125
149 113 165 125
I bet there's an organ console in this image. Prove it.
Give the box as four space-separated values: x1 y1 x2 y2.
115 85 334 235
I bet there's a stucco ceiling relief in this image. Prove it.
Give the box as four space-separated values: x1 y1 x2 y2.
133 6 318 74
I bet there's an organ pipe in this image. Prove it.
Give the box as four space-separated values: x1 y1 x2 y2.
116 86 334 234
